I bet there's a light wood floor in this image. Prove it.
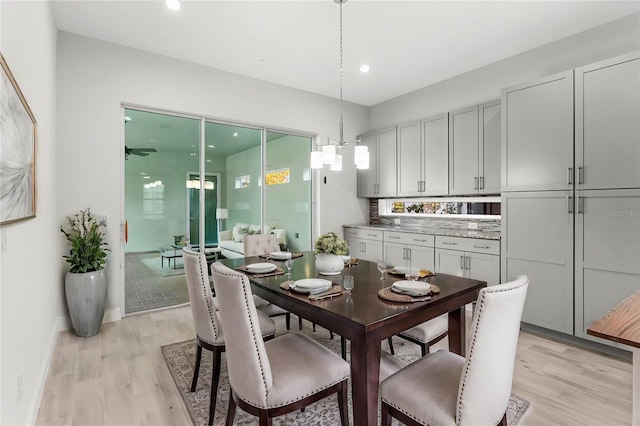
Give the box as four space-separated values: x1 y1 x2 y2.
36 305 632 425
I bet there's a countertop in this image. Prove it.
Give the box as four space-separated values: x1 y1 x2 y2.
343 224 501 240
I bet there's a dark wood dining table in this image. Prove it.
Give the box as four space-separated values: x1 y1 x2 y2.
219 252 486 426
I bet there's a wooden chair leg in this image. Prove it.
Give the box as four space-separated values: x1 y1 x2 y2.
258 411 271 426
420 343 427 357
191 342 203 392
313 323 317 332
298 317 303 330
381 401 392 426
225 388 236 426
337 381 349 426
209 347 222 426
499 412 507 426
341 336 347 360
330 330 334 339
285 313 291 330
387 337 395 355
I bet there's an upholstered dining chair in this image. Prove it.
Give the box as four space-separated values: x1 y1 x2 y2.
243 233 291 330
182 247 277 426
380 276 529 426
387 313 449 357
210 261 351 426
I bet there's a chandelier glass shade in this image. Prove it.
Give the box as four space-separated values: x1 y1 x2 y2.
310 0 369 171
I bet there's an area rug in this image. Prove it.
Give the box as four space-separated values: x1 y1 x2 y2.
140 256 184 277
162 323 530 425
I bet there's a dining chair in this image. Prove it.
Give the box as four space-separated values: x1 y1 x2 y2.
182 247 277 426
387 313 449 357
243 233 291 330
210 261 351 426
380 275 529 426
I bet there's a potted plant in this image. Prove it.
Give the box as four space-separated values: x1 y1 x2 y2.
314 232 348 275
61 208 109 337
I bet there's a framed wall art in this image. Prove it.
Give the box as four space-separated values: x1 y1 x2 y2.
0 52 37 225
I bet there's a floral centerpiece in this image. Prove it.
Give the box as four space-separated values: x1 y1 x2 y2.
61 208 109 337
61 208 109 273
314 232 348 275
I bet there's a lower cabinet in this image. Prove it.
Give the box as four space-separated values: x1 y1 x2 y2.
435 236 500 285
383 231 435 271
344 227 383 263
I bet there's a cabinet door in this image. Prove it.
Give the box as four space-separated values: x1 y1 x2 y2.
449 105 479 195
502 71 574 192
466 252 500 286
357 132 377 197
501 191 574 334
396 121 422 197
361 239 383 263
377 127 397 197
407 246 435 271
346 237 362 259
479 100 501 194
422 113 449 195
384 242 406 268
575 189 640 345
435 248 465 278
576 53 640 190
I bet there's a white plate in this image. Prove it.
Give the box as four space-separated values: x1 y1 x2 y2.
246 262 277 273
391 280 431 296
293 278 332 289
291 283 332 294
270 251 292 260
388 266 420 275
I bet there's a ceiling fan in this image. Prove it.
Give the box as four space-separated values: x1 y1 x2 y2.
125 146 157 159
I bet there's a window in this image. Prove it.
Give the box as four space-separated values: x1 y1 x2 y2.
266 168 290 185
235 175 250 189
142 180 164 217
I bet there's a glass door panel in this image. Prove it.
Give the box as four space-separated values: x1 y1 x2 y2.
187 173 219 245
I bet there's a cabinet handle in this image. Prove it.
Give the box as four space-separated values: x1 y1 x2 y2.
362 242 367 253
567 196 573 214
442 241 457 246
465 256 470 270
479 176 484 190
367 234 377 237
388 236 400 240
578 167 584 185
567 167 574 185
577 196 583 214
474 177 479 190
406 248 412 260
473 245 490 249
421 181 426 192
413 239 427 243
417 181 421 192
460 256 465 269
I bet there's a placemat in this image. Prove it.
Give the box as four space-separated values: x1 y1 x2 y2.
279 280 341 293
236 266 285 278
259 252 304 259
387 268 435 278
345 258 359 267
378 284 440 303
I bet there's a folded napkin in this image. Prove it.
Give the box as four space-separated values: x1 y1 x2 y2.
236 266 285 278
259 252 304 259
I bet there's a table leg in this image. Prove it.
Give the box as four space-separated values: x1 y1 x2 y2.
634 348 639 426
349 333 381 426
448 307 466 356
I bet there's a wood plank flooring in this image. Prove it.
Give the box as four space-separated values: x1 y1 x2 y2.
36 305 632 425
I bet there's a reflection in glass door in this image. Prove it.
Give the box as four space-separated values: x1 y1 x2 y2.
187 172 220 245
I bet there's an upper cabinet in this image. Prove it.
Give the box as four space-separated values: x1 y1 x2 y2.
575 53 640 190
501 71 574 192
396 114 449 197
448 101 501 195
357 127 397 198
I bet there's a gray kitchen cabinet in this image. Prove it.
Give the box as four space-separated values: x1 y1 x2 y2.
357 127 397 197
501 191 574 334
344 227 383 263
449 101 501 195
396 114 449 197
574 189 640 345
435 236 500 286
383 231 435 271
501 71 574 192
575 53 640 190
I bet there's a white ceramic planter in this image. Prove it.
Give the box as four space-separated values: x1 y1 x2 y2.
315 253 344 276
65 269 108 337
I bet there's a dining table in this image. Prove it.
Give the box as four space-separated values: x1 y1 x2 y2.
219 252 486 426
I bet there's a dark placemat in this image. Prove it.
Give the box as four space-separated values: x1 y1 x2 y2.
378 284 440 303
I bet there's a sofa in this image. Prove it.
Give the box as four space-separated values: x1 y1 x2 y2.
218 224 286 259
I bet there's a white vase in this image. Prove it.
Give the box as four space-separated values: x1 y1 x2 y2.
315 253 344 276
65 269 108 337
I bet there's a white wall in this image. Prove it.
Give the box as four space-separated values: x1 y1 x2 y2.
0 2 58 425
370 13 640 128
56 32 369 317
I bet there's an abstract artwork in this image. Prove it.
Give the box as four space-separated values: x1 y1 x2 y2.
0 53 36 225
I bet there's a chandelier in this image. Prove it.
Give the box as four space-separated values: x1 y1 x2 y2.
310 0 369 171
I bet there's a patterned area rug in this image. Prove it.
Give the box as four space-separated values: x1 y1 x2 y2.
162 323 530 425
140 256 184 277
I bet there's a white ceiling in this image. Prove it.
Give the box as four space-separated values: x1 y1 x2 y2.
52 1 639 106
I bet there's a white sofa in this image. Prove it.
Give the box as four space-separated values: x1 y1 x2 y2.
218 224 286 259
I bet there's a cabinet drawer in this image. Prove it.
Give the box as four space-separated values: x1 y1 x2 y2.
384 231 434 247
343 227 383 241
435 235 500 255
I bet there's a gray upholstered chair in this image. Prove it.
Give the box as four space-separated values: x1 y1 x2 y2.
242 233 291 330
210 261 351 426
182 248 276 426
387 313 449 357
380 276 529 426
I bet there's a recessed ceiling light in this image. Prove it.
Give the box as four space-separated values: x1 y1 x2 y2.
206 159 211 163
142 176 150 179
148 139 157 143
233 132 238 137
166 0 181 11
124 116 132 122
207 144 215 148
360 64 370 73
190 153 197 156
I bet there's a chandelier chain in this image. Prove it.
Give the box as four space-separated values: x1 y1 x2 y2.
338 0 344 143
